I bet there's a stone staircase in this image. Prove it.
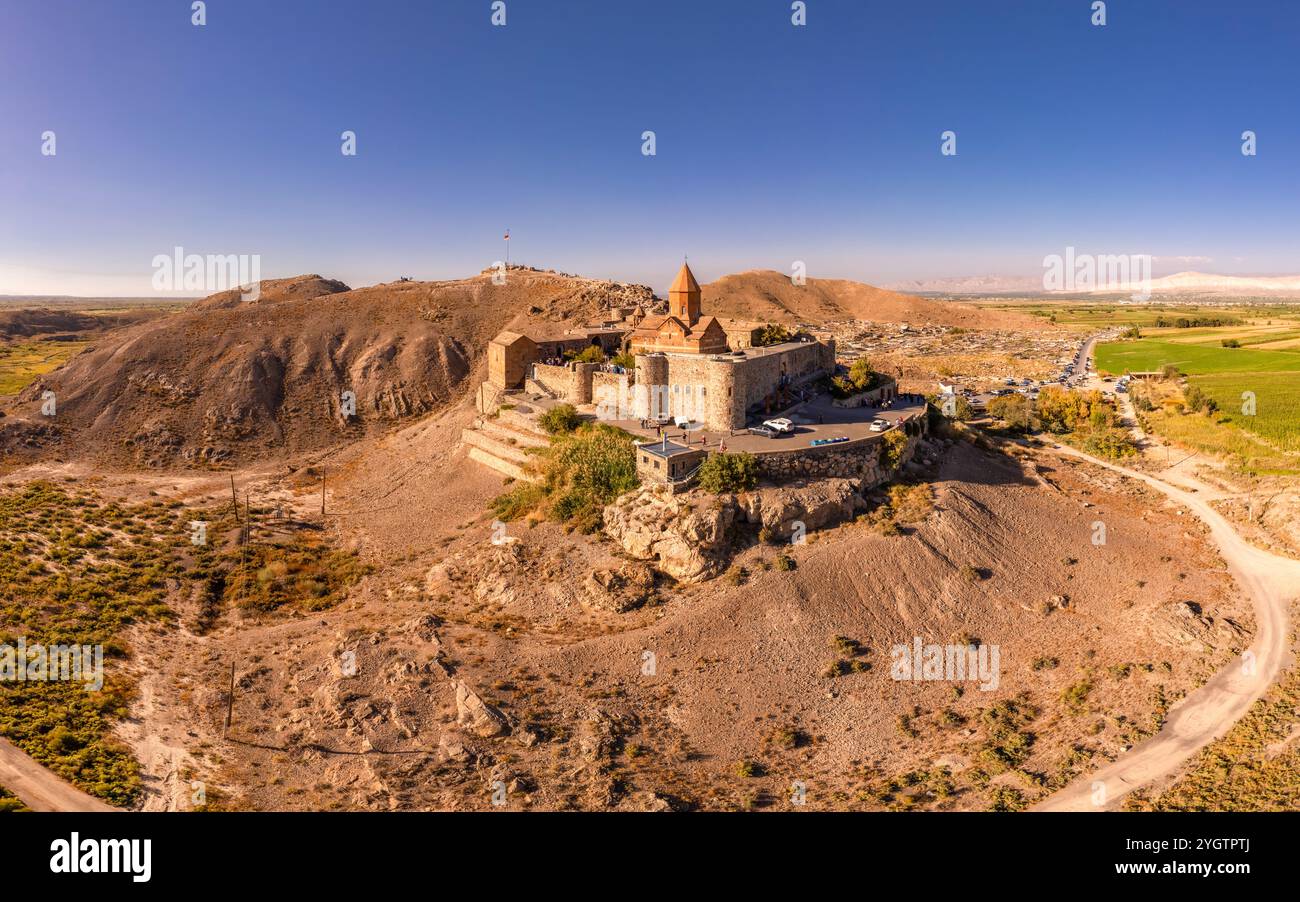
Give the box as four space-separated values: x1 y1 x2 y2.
461 409 550 481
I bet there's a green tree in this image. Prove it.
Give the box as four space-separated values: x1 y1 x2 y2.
697 452 759 494
987 394 1038 432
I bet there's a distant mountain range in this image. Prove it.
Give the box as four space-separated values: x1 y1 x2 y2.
888 271 1300 297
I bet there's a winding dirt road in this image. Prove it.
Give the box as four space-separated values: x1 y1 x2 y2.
0 736 118 812
1033 444 1299 811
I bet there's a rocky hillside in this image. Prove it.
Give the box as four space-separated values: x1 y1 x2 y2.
2 270 655 467
704 269 1043 329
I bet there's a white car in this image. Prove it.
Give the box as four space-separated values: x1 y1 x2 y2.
763 418 796 434
869 419 889 432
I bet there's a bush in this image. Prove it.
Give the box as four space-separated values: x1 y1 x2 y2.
1061 680 1093 713
697 452 758 494
538 403 582 435
1081 428 1138 460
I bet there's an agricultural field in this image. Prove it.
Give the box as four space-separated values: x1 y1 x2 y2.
1097 336 1300 471
0 340 91 396
973 300 1300 331
1095 339 1300 376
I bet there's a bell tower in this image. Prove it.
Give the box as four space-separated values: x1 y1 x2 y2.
669 261 701 326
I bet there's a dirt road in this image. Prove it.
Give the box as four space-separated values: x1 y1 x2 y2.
1033 445 1298 811
0 736 118 812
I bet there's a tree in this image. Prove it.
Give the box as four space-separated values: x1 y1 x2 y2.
879 429 909 470
755 323 791 346
697 452 758 494
566 344 606 364
987 394 1038 432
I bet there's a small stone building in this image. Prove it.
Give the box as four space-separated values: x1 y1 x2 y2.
487 332 538 391
635 439 708 487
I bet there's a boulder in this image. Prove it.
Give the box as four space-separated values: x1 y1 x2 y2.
584 562 655 613
454 681 509 738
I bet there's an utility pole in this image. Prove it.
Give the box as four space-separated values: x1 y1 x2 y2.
229 474 240 523
224 660 235 738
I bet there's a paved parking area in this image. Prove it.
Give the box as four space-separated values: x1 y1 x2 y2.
608 395 927 455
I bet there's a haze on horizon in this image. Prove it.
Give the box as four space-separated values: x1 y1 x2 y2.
3 0 1299 297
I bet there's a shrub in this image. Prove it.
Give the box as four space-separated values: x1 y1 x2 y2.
697 452 758 494
1081 428 1138 460
1061 680 1094 713
538 403 582 435
887 484 933 523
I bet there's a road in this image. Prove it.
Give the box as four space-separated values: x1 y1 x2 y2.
0 736 119 811
1033 347 1299 811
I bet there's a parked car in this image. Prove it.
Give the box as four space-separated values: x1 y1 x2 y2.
748 425 779 438
869 419 889 432
763 418 796 434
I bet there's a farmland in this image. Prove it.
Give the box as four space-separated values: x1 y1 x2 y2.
1096 336 1300 469
0 340 91 396
973 300 1300 331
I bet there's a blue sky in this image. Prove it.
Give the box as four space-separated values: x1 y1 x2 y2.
2 0 1298 295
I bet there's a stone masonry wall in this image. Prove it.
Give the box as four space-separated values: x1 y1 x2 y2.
530 362 597 404
752 421 926 487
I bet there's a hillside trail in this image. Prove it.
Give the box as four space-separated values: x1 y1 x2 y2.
1032 441 1298 811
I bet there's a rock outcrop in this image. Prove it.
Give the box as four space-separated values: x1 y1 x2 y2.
601 488 736 582
603 478 871 582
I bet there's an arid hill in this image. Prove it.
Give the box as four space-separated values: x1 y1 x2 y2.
703 270 1043 330
3 270 654 467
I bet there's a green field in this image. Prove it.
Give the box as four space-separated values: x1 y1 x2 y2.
975 301 1300 330
1097 338 1300 461
1096 339 1300 376
0 340 90 396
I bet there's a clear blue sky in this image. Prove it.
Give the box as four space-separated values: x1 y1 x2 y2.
2 0 1298 295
